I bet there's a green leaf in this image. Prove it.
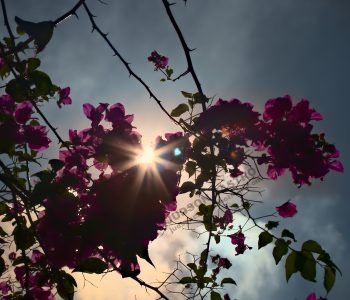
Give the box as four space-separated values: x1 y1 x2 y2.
57 277 74 300
185 161 196 178
273 239 289 265
27 58 41 72
0 203 9 216
73 257 108 274
180 181 196 194
15 17 54 53
13 255 31 266
5 78 27 102
13 225 35 251
179 276 196 284
49 159 65 172
265 220 279 230
221 277 236 286
181 91 193 98
258 231 273 249
302 240 323 254
296 251 316 282
285 251 298 282
171 103 189 117
29 70 53 96
187 263 197 272
0 227 7 236
324 265 336 293
0 257 5 276
193 92 208 104
281 229 297 242
214 235 220 244
211 291 222 300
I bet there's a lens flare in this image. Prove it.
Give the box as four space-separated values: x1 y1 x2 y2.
136 146 156 164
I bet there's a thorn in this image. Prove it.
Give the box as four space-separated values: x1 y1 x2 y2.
73 12 79 19
189 48 196 52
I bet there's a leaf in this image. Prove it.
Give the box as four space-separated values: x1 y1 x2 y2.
180 181 196 194
285 251 298 282
171 103 189 117
273 239 288 265
181 91 193 98
193 92 208 104
27 58 41 72
265 220 279 230
296 251 316 282
0 203 9 216
258 231 273 249
49 159 65 173
221 277 236 286
302 240 323 254
13 225 35 251
281 229 296 242
214 235 220 244
0 257 5 276
73 257 108 274
211 291 222 300
5 78 27 102
324 266 336 293
187 263 197 272
57 276 75 300
15 17 54 53
185 161 196 178
13 256 31 266
179 277 196 284
29 70 53 96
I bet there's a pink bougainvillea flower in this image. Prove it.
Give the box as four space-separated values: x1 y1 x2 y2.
0 281 10 295
83 102 108 127
276 200 297 218
263 95 292 121
229 228 251 255
14 100 33 124
24 125 51 151
148 50 169 70
57 87 72 108
306 292 327 300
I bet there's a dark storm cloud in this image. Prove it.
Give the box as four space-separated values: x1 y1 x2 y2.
2 0 349 299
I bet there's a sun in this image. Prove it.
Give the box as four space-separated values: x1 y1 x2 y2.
136 146 156 165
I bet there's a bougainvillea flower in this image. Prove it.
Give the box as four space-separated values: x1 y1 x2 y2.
214 209 233 229
276 200 297 218
57 87 72 108
24 125 51 151
0 282 10 295
306 292 327 300
263 95 292 121
14 100 33 124
229 229 251 255
83 102 109 127
148 50 169 70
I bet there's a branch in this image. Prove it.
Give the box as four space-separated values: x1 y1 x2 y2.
161 0 206 111
2 0 86 55
82 3 187 131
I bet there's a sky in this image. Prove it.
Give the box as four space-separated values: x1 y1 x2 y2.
2 0 350 299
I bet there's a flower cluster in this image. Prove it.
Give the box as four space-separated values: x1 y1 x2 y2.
261 95 343 185
211 254 232 278
36 102 182 276
0 94 51 151
196 95 343 185
229 227 252 255
0 250 54 300
306 292 327 300
213 209 233 229
148 50 169 70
